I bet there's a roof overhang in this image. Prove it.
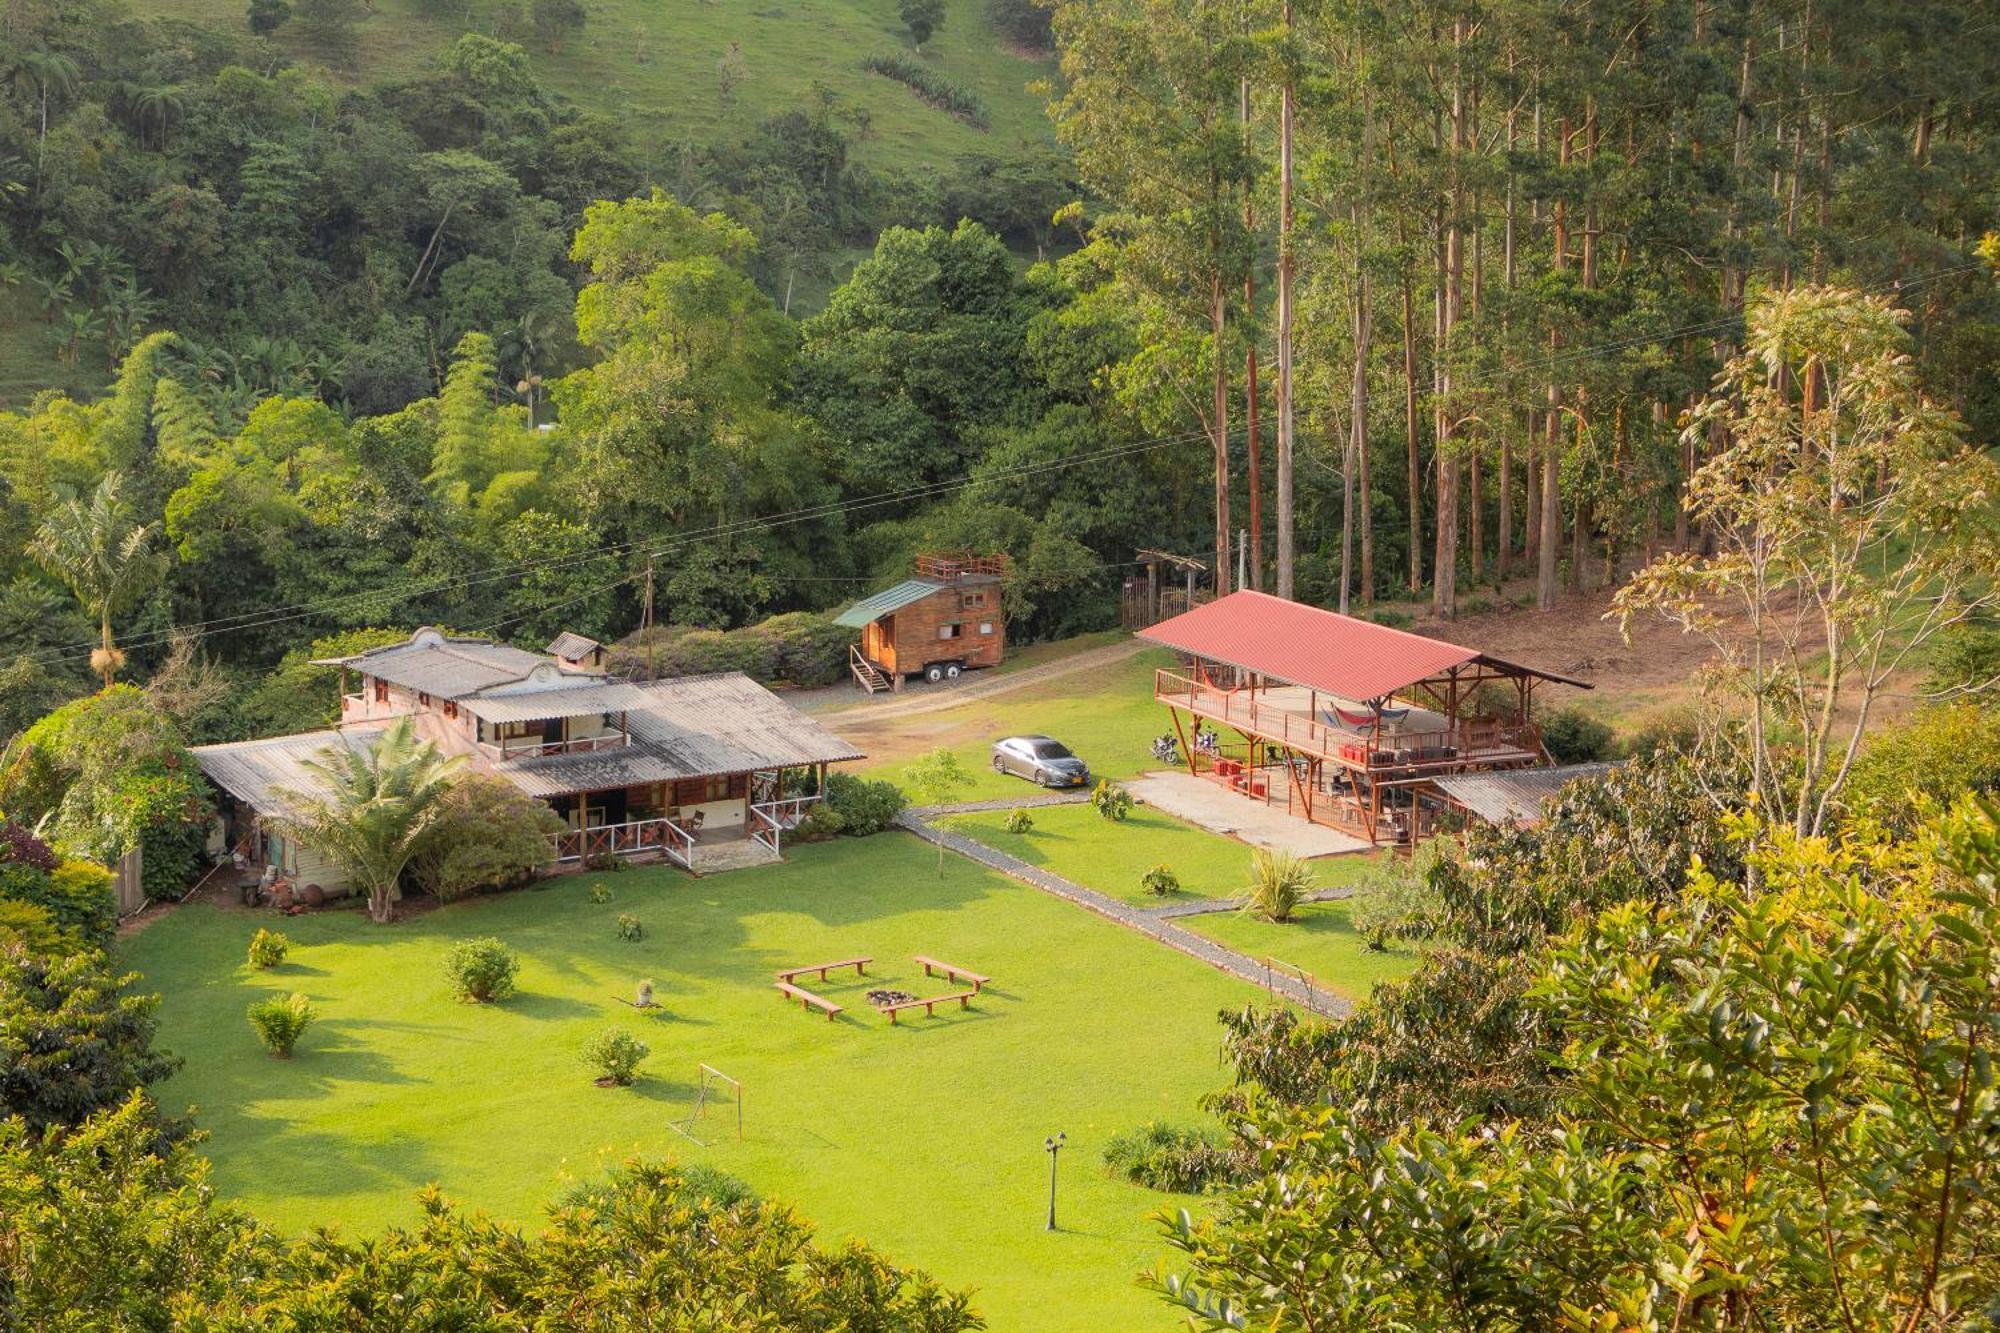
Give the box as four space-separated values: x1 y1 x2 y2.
1139 590 1592 702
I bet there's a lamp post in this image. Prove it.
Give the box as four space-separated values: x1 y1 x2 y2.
1044 1132 1066 1231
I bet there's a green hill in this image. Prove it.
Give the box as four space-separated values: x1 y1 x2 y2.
131 0 1058 176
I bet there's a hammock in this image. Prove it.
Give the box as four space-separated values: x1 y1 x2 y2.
1323 704 1412 731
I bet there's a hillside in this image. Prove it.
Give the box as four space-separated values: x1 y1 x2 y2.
130 0 1059 176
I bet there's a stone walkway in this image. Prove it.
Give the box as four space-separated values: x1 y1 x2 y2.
1125 770 1371 859
896 809 1352 1017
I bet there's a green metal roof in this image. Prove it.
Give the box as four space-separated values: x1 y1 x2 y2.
833 578 944 628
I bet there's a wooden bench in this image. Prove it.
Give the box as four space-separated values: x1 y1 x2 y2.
775 980 843 1021
775 957 871 984
880 990 977 1024
913 955 991 993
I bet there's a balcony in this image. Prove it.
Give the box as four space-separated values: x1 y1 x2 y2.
483 731 630 761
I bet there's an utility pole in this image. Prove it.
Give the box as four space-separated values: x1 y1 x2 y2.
639 558 656 633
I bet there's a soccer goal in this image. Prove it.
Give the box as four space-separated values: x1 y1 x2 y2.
668 1063 743 1146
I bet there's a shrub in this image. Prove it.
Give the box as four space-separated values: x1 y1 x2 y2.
987 0 1051 50
1923 619 2000 697
1843 702 2000 835
246 992 314 1058
0 899 67 954
246 929 290 969
1367 608 1413 629
583 1028 649 1085
1090 779 1133 821
583 852 627 873
410 775 566 901
1239 847 1313 923
1 946 180 1130
608 614 856 689
860 53 989 127
1102 1121 1237 1194
1140 864 1180 897
557 1160 756 1212
617 913 643 941
589 883 612 904
1002 808 1034 834
0 823 58 871
0 856 116 950
802 771 907 838
1348 845 1446 950
1539 706 1614 763
443 937 519 1002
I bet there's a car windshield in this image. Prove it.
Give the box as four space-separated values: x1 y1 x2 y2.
1029 740 1073 759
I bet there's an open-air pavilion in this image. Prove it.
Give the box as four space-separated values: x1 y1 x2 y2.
1138 590 1592 845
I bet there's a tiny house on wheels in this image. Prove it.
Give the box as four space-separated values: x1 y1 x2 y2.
836 554 1007 693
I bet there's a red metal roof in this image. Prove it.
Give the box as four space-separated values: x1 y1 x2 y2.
1138 590 1590 702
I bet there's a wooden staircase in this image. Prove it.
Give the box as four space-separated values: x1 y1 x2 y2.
850 645 891 694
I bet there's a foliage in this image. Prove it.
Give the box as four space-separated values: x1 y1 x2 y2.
1088 779 1132 821
612 613 856 687
1158 801 2000 1329
0 943 179 1132
582 1027 648 1085
904 747 974 874
1002 808 1033 834
1347 845 1445 951
589 882 612 904
244 929 288 970
1616 287 2000 837
987 0 1052 52
615 913 642 941
269 715 462 924
0 899 65 953
861 53 983 126
5 686 211 900
802 771 908 838
1237 848 1311 923
245 992 313 1058
1102 1120 1236 1195
1842 701 2000 835
0 852 114 952
442 937 519 1003
0 1098 981 1330
1923 619 2000 698
409 775 564 901
1536 707 1612 764
896 0 944 50
237 628 408 738
1140 863 1178 896
30 470 160 686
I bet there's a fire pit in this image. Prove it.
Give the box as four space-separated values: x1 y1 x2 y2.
866 988 917 1008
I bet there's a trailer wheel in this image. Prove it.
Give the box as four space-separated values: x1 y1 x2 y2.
945 663 962 679
924 663 945 683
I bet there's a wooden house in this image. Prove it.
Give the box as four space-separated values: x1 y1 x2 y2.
192 628 863 892
836 553 1007 693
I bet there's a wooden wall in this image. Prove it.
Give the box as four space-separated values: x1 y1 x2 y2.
882 577 1004 675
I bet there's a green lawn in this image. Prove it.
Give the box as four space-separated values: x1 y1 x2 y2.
122 833 1263 1331
131 0 1056 182
857 646 1182 802
1179 898 1418 1004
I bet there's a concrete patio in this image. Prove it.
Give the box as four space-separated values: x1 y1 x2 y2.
1126 770 1372 859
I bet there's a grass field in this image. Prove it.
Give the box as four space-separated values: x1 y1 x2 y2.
1179 898 1417 1003
853 646 1180 800
122 833 1263 1331
130 0 1057 179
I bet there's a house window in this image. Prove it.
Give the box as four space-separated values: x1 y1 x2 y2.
938 623 963 641
962 592 987 609
372 679 388 703
443 700 457 719
418 692 431 707
979 622 994 635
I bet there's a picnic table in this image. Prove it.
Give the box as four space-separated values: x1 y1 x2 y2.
912 955 991 994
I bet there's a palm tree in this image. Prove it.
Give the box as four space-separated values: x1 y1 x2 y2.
30 470 160 687
1238 848 1314 923
272 717 463 924
11 50 80 189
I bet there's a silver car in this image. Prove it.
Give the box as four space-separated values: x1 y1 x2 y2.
991 735 1091 787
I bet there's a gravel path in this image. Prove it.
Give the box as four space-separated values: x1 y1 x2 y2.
896 810 1352 1017
1149 886 1356 919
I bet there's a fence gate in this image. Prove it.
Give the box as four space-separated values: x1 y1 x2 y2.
115 846 146 916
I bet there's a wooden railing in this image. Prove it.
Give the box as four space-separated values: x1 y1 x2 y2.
1155 669 1541 772
552 817 693 870
750 795 820 856
486 732 629 761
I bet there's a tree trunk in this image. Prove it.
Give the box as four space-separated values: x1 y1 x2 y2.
1402 276 1422 594
1274 0 1296 600
1346 251 1370 614
1211 273 1231 595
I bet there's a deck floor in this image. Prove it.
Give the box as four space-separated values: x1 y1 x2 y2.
1127 770 1372 860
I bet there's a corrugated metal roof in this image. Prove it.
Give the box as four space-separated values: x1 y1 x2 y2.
1431 762 1618 826
544 632 602 659
832 578 945 628
493 672 865 798
461 681 654 724
333 630 549 698
1139 590 1592 702
193 725 391 816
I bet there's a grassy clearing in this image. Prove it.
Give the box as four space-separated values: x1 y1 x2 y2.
130 0 1056 179
853 646 1179 798
1179 898 1417 1004
122 833 1259 1331
950 802 1379 906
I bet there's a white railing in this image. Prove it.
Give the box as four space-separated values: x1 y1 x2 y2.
486 732 629 761
552 817 693 870
749 794 820 855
